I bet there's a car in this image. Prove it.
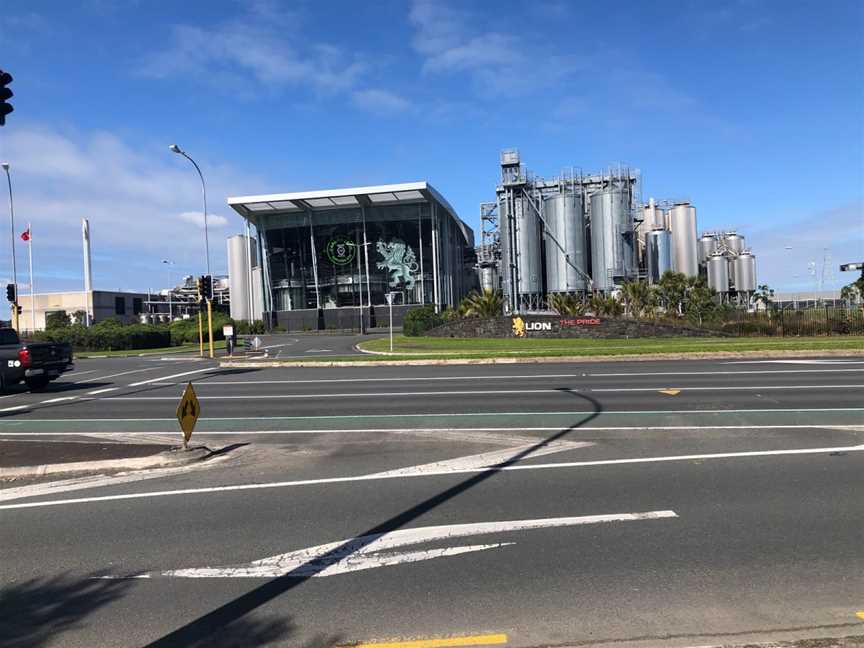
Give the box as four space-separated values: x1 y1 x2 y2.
0 327 74 392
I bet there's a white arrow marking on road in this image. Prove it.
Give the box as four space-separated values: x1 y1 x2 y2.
108 511 676 579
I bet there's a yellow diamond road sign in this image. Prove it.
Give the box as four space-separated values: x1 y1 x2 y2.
176 382 200 445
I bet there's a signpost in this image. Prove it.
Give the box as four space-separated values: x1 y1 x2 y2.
385 292 395 352
175 382 200 449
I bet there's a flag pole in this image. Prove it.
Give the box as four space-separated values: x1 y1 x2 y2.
27 223 34 332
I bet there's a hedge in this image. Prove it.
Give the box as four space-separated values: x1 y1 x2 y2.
403 305 444 337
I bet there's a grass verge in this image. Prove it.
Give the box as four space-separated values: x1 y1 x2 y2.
77 340 226 358
355 335 864 359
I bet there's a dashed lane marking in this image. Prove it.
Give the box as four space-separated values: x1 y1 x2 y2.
594 384 864 392
87 387 119 395
2 445 861 511
127 367 216 387
0 405 29 412
337 635 508 648
39 396 77 404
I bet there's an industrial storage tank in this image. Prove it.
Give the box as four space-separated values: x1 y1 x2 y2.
698 234 718 265
479 265 499 292
668 202 698 277
499 194 542 297
590 189 636 291
227 234 259 321
544 193 587 292
724 232 745 255
646 229 672 284
707 253 730 293
733 251 757 292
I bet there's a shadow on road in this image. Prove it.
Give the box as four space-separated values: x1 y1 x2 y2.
144 392 604 646
0 573 134 648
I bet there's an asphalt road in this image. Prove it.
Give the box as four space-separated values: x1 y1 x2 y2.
1 351 863 647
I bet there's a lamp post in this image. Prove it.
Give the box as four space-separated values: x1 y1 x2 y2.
170 144 212 357
2 162 18 332
169 144 210 277
162 259 174 321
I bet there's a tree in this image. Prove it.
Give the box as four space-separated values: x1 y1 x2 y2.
620 280 653 318
685 279 717 325
840 276 864 306
548 293 585 316
589 293 623 317
70 310 87 324
753 284 775 310
656 271 689 316
460 289 504 318
45 310 71 330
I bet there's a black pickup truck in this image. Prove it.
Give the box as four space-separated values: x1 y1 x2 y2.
0 327 74 391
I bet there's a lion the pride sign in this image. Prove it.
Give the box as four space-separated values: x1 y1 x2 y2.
560 318 602 326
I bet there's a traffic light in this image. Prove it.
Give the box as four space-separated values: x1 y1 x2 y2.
16 305 22 315
196 275 203 297
0 70 12 127
201 275 213 300
5 283 15 303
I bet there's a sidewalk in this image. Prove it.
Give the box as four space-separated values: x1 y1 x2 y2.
0 439 208 480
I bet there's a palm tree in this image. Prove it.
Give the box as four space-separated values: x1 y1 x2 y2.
460 289 504 318
589 293 623 317
620 280 652 318
548 293 586 316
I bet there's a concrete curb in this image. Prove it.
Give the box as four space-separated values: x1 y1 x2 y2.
220 348 864 369
0 447 211 479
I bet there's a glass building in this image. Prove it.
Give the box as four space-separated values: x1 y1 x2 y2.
228 183 476 328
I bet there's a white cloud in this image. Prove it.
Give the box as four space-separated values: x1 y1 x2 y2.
0 124 265 291
408 0 581 95
179 211 229 229
351 89 412 115
141 7 367 95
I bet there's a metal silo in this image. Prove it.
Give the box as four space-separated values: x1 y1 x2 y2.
733 252 757 292
646 229 672 284
724 232 745 255
590 189 635 291
544 193 587 292
479 265 499 292
707 253 730 292
668 202 698 277
227 234 258 321
698 234 718 265
499 193 542 298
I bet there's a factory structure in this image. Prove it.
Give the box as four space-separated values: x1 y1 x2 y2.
478 150 757 313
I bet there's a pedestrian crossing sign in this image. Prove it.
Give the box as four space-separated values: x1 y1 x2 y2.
176 382 200 446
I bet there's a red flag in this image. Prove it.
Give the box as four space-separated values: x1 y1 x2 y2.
20 229 30 242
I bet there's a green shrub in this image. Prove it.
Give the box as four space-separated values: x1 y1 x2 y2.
234 320 267 335
403 305 444 337
31 322 171 350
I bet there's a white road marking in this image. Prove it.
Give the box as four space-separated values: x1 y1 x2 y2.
105 389 575 401
588 369 864 376
2 445 861 510
67 370 98 377
167 374 582 386
1 424 863 437
110 511 677 579
39 396 77 404
593 384 864 392
366 441 593 478
0 407 862 424
725 359 864 365
127 367 215 387
0 405 29 412
87 387 119 395
305 349 333 353
73 365 172 384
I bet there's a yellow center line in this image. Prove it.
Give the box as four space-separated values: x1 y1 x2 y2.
856 611 864 620
339 633 508 648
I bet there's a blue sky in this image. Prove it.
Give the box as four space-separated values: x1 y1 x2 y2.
1 0 862 293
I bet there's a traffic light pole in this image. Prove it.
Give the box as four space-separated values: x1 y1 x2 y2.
207 299 214 359
197 309 204 358
3 164 19 333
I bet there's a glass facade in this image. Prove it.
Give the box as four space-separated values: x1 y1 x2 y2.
256 200 475 313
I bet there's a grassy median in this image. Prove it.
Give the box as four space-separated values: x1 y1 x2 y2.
355 335 864 360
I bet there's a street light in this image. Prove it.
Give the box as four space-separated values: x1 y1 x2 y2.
2 162 18 331
169 144 210 278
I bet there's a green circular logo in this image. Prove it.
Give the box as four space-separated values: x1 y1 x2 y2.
326 236 356 266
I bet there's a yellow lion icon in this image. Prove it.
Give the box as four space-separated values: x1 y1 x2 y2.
512 316 525 337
